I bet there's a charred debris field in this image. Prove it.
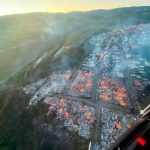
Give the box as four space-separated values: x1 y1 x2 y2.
22 23 150 150
1 7 150 150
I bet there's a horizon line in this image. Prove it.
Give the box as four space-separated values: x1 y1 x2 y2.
0 5 149 17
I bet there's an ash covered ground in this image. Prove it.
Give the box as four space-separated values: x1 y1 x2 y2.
23 23 150 149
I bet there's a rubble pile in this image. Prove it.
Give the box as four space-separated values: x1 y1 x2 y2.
23 71 72 105
44 97 96 138
124 26 150 98
82 53 99 70
100 108 138 150
82 34 107 72
129 59 149 91
98 76 131 107
68 70 94 98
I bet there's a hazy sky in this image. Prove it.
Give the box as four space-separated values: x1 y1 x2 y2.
0 0 149 16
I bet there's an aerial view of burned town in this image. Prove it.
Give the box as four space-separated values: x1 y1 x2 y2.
23 23 150 150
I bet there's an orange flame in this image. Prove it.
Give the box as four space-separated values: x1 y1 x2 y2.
65 111 69 119
80 88 85 93
120 101 127 107
49 105 53 110
115 122 122 129
114 90 127 101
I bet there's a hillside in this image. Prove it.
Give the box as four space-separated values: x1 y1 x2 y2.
1 6 150 84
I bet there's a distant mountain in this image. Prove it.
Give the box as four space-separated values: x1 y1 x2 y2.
0 6 150 85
